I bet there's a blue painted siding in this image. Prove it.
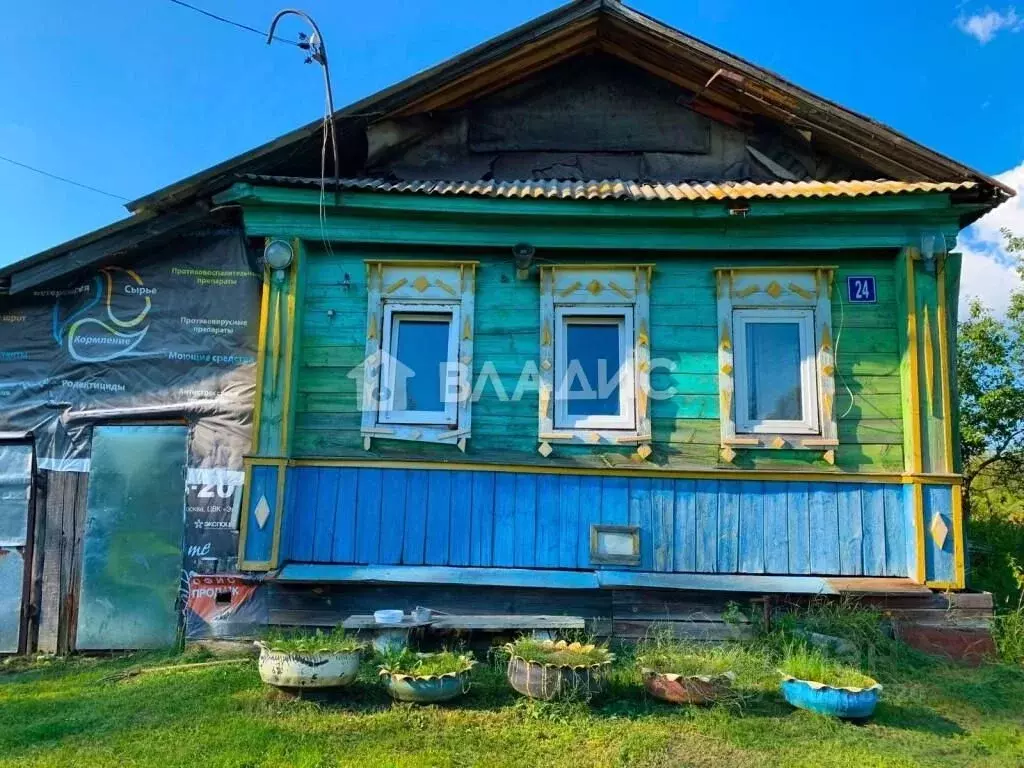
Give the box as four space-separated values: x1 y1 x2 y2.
243 465 278 564
277 466 919 577
923 485 955 583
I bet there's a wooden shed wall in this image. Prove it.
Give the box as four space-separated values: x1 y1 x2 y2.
291 248 903 473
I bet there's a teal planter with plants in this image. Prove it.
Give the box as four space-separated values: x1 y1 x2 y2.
779 645 881 720
378 650 476 704
255 628 364 690
504 638 614 701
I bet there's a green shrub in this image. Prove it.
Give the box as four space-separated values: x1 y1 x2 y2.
636 636 742 677
992 596 1024 665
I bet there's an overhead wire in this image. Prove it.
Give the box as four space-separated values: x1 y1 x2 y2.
0 154 129 201
163 0 302 46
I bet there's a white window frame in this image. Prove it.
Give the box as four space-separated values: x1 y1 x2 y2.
733 308 818 435
554 306 635 431
714 266 838 460
379 303 460 427
361 260 477 450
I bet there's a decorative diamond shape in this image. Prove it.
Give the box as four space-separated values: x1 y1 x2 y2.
823 449 836 466
720 446 737 463
771 437 787 449
930 513 950 549
412 275 431 292
587 279 603 295
766 281 783 298
636 444 653 460
538 441 553 458
253 495 271 530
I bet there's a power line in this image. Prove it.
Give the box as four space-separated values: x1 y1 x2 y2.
0 154 129 202
164 0 301 46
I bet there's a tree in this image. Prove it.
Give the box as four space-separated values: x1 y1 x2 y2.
957 228 1024 506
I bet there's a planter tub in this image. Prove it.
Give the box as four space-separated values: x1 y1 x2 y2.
642 669 735 705
780 676 882 719
381 671 472 704
506 656 612 701
255 643 362 689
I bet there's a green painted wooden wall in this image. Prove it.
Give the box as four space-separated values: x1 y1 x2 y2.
289 248 903 473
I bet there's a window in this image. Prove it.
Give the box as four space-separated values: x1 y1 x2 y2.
733 309 818 434
379 304 460 426
361 261 477 450
715 267 837 460
538 265 653 453
554 307 634 430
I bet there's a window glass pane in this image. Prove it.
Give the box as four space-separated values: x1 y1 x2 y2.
566 321 621 416
745 322 802 421
393 317 450 412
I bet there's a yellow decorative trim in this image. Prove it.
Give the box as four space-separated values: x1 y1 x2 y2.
821 364 834 377
720 325 732 350
462 317 472 341
801 438 840 448
639 360 650 373
720 446 737 463
937 265 956 473
713 265 840 273
541 323 552 347
788 282 814 300
913 482 926 583
637 320 649 348
538 441 553 458
735 284 760 299
821 323 833 352
636 444 653 460
412 275 431 292
637 388 648 421
250 262 272 452
559 281 582 297
770 437 787 449
720 389 732 421
720 363 733 375
609 281 632 299
365 259 481 267
539 387 551 418
540 359 552 371
922 304 935 411
435 278 457 296
586 279 603 296
367 313 378 341
283 457 964 485
822 392 834 421
270 462 286 567
279 241 301 454
384 277 408 294
905 254 923 474
823 450 836 466
587 432 602 444
765 280 783 299
951 484 966 588
723 437 760 446
930 512 949 549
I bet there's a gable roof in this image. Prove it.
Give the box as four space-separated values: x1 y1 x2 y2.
127 0 1014 213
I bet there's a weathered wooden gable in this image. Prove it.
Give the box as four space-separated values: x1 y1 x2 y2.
368 55 875 184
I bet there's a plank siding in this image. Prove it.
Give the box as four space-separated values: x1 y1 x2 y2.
280 466 911 577
290 250 904 474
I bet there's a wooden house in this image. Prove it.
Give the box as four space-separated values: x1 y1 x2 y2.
0 0 1013 650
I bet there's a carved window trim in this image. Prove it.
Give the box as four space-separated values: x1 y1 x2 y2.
538 264 653 453
715 266 838 462
361 260 477 450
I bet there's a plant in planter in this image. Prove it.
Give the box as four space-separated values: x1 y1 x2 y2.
636 637 740 705
378 649 476 704
779 645 882 719
255 627 365 690
503 637 614 701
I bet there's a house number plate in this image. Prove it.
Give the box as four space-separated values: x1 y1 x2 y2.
847 276 877 304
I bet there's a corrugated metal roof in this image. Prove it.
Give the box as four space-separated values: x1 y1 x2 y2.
242 175 976 202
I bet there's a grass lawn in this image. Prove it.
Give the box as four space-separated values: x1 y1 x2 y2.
0 646 1022 768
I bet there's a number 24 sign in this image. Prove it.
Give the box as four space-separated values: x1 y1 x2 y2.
847 276 877 304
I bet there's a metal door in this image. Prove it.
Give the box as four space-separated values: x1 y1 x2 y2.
76 425 188 650
0 442 33 654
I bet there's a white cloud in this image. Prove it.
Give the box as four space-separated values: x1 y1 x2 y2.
956 7 1023 44
956 160 1024 315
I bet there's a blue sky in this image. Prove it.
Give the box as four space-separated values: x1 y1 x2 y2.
1 0 1022 307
